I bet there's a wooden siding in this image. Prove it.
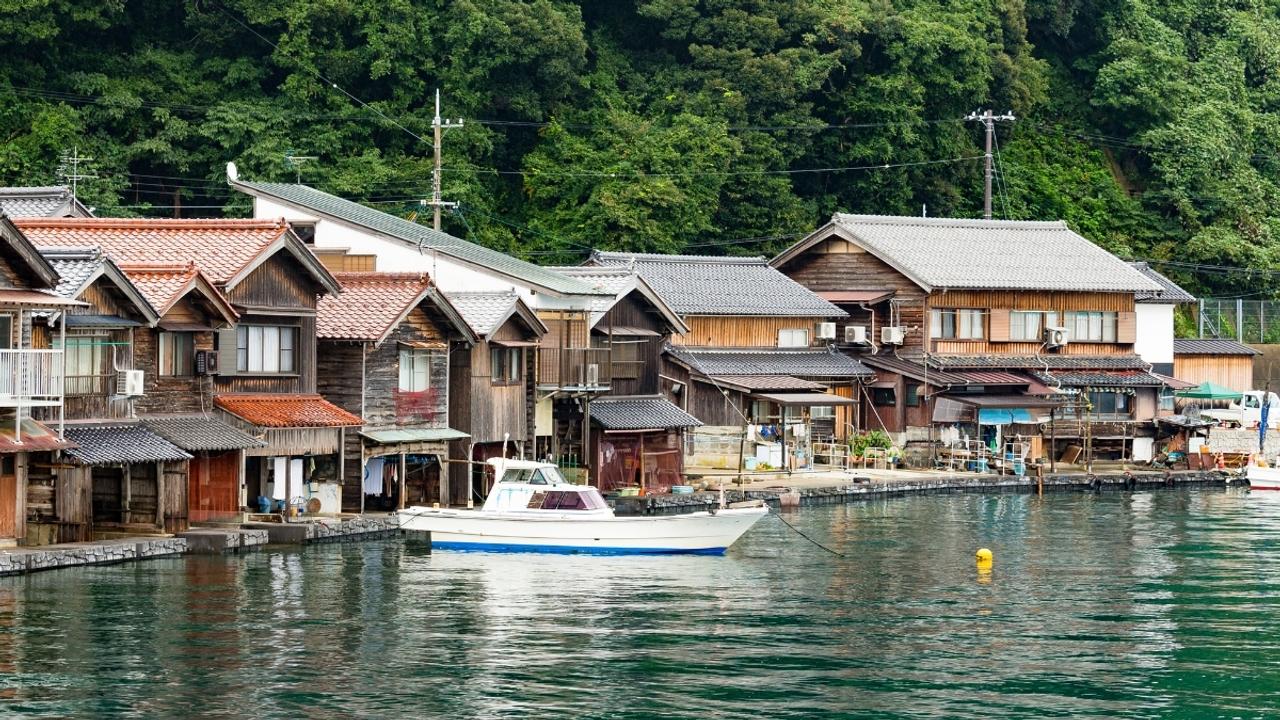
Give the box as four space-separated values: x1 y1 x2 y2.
134 328 215 415
215 314 318 394
1174 355 1255 393
688 378 749 426
928 289 1135 313
597 294 666 395
226 252 318 311
672 316 832 348
0 250 36 290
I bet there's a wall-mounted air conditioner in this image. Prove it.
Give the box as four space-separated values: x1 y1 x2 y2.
1043 326 1069 349
844 325 869 345
585 363 600 387
815 322 837 340
117 369 145 397
881 326 906 345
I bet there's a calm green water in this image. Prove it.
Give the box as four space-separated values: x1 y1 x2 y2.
2 489 1279 719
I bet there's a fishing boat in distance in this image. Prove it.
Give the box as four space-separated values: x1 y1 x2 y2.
397 458 768 554
1245 464 1280 491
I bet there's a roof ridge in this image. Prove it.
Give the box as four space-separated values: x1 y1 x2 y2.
593 250 768 264
14 218 286 229
331 271 431 284
833 213 1067 230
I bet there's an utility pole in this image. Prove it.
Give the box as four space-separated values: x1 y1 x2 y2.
57 146 96 205
425 89 464 231
964 109 1015 219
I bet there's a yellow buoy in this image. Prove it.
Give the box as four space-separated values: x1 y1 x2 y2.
975 548 993 564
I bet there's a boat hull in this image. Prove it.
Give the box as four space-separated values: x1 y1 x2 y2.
1246 466 1280 491
397 505 768 555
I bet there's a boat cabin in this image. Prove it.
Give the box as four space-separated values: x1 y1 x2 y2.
482 458 609 514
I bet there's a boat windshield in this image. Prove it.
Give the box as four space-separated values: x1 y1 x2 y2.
499 466 569 486
525 488 607 511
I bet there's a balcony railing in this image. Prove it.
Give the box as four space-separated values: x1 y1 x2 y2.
0 349 65 407
537 347 613 390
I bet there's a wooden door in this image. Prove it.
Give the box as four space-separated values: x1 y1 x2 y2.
0 472 16 539
189 452 240 523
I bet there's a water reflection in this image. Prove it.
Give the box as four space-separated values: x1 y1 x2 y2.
1 490 1278 719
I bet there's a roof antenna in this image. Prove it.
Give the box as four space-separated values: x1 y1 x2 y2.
922 203 927 218
284 153 317 183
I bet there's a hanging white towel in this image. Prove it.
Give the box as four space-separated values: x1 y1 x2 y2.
363 457 385 494
271 457 288 500
289 458 304 501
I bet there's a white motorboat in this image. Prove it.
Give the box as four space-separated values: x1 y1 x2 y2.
1245 465 1280 491
397 458 768 555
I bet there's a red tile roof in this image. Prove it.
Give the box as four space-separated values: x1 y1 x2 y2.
317 272 432 342
16 218 290 284
215 394 362 428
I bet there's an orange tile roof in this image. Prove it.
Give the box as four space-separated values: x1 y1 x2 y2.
114 262 200 313
16 218 290 284
215 394 362 428
317 272 432 341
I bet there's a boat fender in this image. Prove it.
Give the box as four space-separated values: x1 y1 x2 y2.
1163 469 1173 486
975 548 993 568
1088 474 1101 493
1123 471 1136 491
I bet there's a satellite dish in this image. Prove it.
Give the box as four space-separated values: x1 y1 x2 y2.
226 161 238 182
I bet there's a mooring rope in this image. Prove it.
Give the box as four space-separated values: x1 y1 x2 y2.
771 511 846 557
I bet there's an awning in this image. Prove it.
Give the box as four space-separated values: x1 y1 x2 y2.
590 396 702 430
0 418 76 454
144 415 267 452
1155 374 1199 391
942 394 1065 409
490 338 540 348
952 371 1030 386
360 427 470 444
62 424 192 465
0 289 86 307
708 375 826 391
816 290 895 304
64 314 143 328
978 408 1036 425
399 340 448 350
752 392 859 406
157 321 215 332
593 325 660 337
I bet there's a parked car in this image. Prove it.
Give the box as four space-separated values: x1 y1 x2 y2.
1200 391 1280 428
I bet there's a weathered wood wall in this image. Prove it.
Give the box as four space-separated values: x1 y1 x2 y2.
219 251 322 393
134 328 216 415
672 316 828 348
1174 355 1255 394
597 294 666 395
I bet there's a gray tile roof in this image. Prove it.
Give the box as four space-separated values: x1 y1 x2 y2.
590 251 846 317
1172 338 1260 356
1130 262 1196 303
63 424 193 465
590 396 702 430
230 180 598 296
444 291 522 336
42 247 103 299
788 215 1162 294
144 415 268 452
1029 370 1165 387
930 354 1150 370
667 345 874 378
0 186 92 217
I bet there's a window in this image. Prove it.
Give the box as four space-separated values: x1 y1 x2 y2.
930 309 985 339
291 222 316 244
1010 311 1062 341
236 325 297 373
872 387 896 405
158 332 194 377
398 348 432 392
62 335 106 395
0 314 11 349
490 346 523 384
1085 390 1132 415
778 328 810 347
1159 390 1175 412
905 384 922 407
1065 311 1117 343
810 406 835 419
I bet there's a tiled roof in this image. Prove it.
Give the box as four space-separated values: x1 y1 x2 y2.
929 354 1150 370
776 215 1161 294
1130 262 1196 303
445 292 522 337
1172 338 1260 356
590 396 703 430
589 251 845 318
62 424 193 465
0 186 91 217
15 218 291 285
1029 370 1165 387
546 265 687 331
42 247 102 299
666 345 874 378
229 180 598 296
318 272 432 341
860 354 967 385
215 394 363 428
709 375 828 391
144 415 268 452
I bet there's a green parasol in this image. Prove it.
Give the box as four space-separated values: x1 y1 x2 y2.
1175 381 1240 400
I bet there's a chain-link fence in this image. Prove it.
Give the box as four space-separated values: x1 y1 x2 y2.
1196 299 1280 343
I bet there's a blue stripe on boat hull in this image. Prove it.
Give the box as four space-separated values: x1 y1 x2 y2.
430 541 728 556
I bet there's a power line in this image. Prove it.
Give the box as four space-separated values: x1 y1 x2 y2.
444 155 984 179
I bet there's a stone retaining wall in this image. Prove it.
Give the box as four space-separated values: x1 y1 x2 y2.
0 537 188 576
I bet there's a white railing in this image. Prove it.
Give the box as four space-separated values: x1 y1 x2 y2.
0 349 64 407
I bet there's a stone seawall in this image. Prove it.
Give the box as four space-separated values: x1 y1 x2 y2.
0 537 188 576
613 470 1231 515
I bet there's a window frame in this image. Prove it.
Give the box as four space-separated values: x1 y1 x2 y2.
930 308 985 340
490 346 524 386
871 387 897 406
61 333 107 395
1064 311 1117 343
235 324 299 375
398 347 432 392
158 331 195 377
905 384 922 407
777 328 810 347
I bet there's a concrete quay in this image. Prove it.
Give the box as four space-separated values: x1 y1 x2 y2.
0 537 188 576
241 515 417 544
614 469 1232 515
177 527 270 554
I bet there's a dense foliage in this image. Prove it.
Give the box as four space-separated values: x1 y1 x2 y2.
1 0 1277 293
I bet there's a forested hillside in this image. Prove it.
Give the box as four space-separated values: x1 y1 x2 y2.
1 1 1276 294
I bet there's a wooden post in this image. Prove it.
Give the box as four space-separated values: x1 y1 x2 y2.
398 453 407 509
237 450 247 513
154 462 164 530
737 424 748 486
1049 408 1057 473
638 432 645 491
122 463 132 524
438 452 448 506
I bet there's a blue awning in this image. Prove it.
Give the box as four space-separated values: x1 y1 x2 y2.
977 408 1036 425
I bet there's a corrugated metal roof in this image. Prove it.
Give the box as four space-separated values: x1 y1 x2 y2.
0 419 76 454
144 415 268 452
62 424 192 465
789 215 1161 293
231 180 597 296
1130 262 1196 303
667 345 874 378
709 375 827 391
751 392 858 406
1172 338 1260 356
589 250 845 317
360 427 470 443
590 396 702 430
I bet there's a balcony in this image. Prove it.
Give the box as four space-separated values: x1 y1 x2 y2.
0 349 65 407
537 347 613 391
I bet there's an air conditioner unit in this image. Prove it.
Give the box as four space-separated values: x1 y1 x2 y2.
881 326 906 345
116 369 145 397
195 349 219 375
585 363 600 387
1043 326 1070 348
815 322 837 340
844 325 869 345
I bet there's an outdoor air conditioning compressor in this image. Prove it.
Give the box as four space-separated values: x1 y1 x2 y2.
880 326 906 345
815 322 837 340
844 325 869 345
116 369 145 397
1043 326 1070 348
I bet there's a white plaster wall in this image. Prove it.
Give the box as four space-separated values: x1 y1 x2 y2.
1135 303 1174 365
